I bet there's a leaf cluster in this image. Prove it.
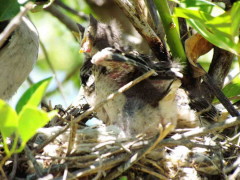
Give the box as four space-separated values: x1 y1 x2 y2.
0 77 57 159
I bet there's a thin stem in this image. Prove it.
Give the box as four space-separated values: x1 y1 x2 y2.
202 71 240 117
154 0 186 61
25 145 44 177
45 62 82 97
39 40 67 106
54 0 88 21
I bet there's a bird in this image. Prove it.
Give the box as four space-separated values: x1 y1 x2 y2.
0 17 39 100
77 15 197 137
78 15 121 57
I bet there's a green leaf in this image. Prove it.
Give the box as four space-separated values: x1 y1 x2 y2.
0 100 19 156
154 0 186 61
0 0 20 21
18 105 57 147
119 176 128 180
0 100 18 139
222 76 240 102
187 19 239 55
174 3 240 55
174 8 213 22
205 12 232 38
231 2 240 43
172 0 225 16
16 77 52 113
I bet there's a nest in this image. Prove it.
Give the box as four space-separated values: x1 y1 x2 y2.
1 71 240 180
0 71 238 180
4 102 237 180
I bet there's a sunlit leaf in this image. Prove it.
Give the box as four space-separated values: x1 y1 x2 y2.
174 2 240 55
222 76 240 102
205 12 231 38
172 0 225 16
16 77 52 113
18 105 57 147
119 176 128 180
188 19 239 55
174 8 212 22
0 100 18 139
230 2 240 43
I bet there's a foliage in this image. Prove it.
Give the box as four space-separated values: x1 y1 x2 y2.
172 0 240 101
222 76 240 103
0 0 51 21
16 77 52 113
173 0 240 56
154 0 186 61
0 77 57 159
0 0 20 21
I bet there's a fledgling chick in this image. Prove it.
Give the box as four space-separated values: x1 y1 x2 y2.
77 15 123 105
90 48 183 137
0 17 39 100
77 16 185 137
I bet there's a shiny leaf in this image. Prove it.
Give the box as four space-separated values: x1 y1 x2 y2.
16 77 52 113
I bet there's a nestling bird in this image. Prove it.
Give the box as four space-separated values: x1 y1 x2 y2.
0 17 39 100
78 16 197 137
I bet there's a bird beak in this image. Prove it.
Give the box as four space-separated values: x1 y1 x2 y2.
79 36 92 53
79 49 85 53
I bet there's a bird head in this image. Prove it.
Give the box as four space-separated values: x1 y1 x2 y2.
78 15 121 57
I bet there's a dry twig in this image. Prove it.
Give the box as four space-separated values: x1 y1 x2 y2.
8 154 18 180
24 145 44 178
114 0 169 61
29 116 240 179
132 164 168 180
104 124 174 180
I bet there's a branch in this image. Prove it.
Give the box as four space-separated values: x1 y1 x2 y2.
154 0 186 61
54 0 88 21
208 47 234 89
104 124 174 180
144 0 161 37
114 0 169 62
161 116 240 143
45 4 79 32
201 68 239 117
132 164 168 180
